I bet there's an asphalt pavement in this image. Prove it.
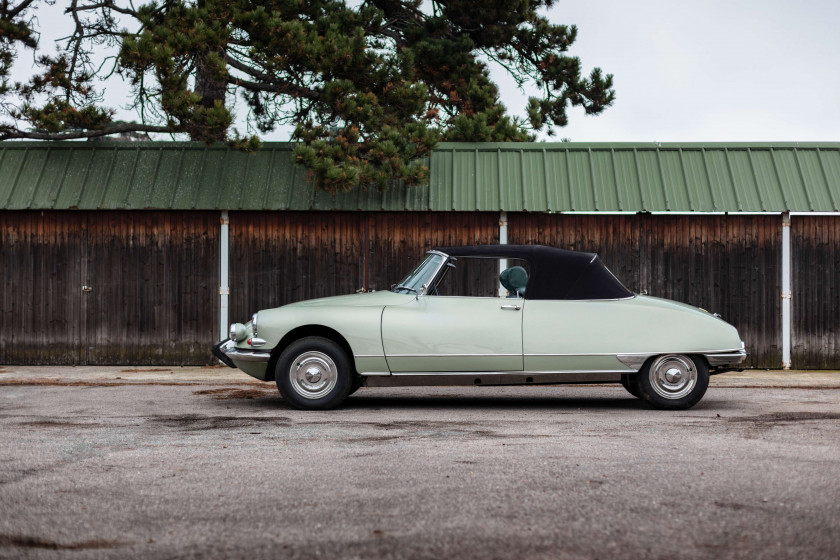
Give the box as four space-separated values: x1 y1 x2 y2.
1 366 839 559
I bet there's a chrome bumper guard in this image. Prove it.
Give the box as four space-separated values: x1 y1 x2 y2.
617 346 748 372
212 338 271 368
704 349 748 367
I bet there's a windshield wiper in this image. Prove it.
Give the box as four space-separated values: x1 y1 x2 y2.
393 284 418 294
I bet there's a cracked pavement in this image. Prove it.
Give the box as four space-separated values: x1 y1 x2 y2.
1 369 839 559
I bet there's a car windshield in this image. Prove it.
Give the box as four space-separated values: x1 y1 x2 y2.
393 253 445 294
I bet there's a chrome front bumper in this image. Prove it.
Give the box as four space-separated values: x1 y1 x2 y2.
212 338 271 368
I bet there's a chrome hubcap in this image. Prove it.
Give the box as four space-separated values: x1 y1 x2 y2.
664 367 682 384
649 354 696 400
304 368 322 383
289 351 337 400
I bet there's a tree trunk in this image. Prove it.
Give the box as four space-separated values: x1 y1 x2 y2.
192 48 228 142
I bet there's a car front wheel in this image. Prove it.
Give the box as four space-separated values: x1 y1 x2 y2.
275 337 353 410
635 354 709 410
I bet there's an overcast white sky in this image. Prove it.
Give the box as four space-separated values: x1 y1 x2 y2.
522 0 840 142
9 0 840 142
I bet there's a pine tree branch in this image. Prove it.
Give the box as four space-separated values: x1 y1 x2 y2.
67 0 140 18
5 0 37 20
224 56 320 100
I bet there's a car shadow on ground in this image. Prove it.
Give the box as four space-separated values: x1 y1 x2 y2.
346 393 643 411
343 394 736 412
196 386 737 413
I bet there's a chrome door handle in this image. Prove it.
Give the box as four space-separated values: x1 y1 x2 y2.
500 304 521 310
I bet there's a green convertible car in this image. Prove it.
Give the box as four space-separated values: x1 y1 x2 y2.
213 245 746 410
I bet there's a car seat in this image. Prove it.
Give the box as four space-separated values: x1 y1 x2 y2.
500 266 528 298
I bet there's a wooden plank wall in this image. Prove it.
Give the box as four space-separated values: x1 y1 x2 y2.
0 211 218 365
7 210 839 369
84 212 218 365
792 216 840 369
229 212 365 322
0 212 84 364
365 212 499 294
229 211 499 321
509 213 782 368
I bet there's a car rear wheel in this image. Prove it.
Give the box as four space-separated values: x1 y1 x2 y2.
275 337 352 410
620 374 642 399
636 354 709 410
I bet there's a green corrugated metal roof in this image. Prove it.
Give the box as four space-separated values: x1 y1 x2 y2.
1 141 839 211
0 142 430 211
432 142 840 212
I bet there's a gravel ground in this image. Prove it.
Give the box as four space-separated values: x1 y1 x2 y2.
1 373 839 559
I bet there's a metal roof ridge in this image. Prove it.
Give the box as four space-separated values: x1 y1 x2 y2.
4 140 840 150
435 141 840 150
0 140 299 149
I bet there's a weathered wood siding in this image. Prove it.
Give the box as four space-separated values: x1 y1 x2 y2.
508 213 782 368
229 212 365 321
0 211 218 365
83 212 219 365
7 209 839 369
1 212 84 364
792 216 840 369
365 212 499 294
229 211 499 321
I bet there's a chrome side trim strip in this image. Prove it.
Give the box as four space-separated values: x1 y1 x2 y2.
359 371 390 377
364 372 623 387
390 369 630 376
530 348 745 357
372 349 745 368
387 353 521 358
615 354 650 371
553 295 637 302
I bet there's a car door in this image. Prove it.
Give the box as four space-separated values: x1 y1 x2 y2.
381 296 524 372
522 299 635 373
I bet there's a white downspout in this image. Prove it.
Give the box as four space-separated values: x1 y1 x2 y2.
781 211 791 369
219 210 230 341
499 211 508 297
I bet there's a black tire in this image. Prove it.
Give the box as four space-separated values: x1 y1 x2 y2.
636 354 709 410
275 336 353 410
347 375 363 396
620 374 642 399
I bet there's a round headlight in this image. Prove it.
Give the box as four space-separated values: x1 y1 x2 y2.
229 323 247 342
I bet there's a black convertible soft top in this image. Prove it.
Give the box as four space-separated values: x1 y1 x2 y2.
433 244 633 301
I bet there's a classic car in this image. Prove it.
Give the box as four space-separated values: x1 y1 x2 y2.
213 244 746 410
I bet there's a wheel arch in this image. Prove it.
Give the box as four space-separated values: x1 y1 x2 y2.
638 353 710 374
266 325 357 382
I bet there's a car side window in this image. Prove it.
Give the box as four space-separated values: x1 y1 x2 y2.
430 257 529 298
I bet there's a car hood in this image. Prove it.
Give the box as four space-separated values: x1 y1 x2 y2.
280 291 416 309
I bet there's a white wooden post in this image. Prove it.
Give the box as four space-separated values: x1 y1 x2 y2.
219 210 230 341
499 211 508 296
781 211 791 369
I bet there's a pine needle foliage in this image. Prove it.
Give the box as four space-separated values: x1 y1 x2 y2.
1 0 614 191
